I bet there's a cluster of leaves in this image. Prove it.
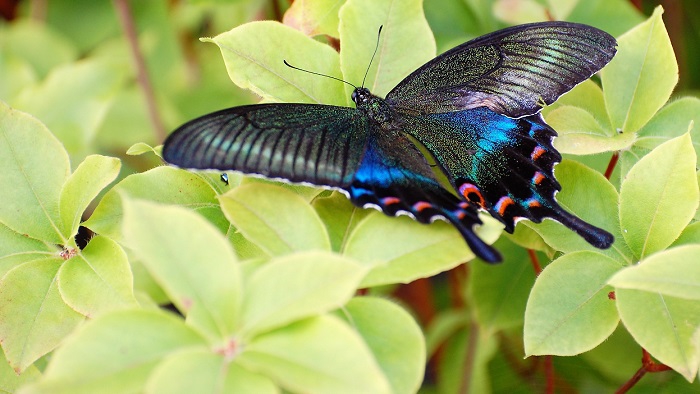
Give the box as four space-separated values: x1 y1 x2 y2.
1 0 699 393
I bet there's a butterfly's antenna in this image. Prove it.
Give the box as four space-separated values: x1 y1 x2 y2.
361 25 383 88
283 60 356 89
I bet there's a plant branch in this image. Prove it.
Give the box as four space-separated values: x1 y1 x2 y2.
615 348 672 393
113 0 167 142
604 151 619 180
528 249 542 275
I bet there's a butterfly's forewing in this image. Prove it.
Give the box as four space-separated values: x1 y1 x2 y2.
402 107 613 248
386 22 617 118
163 104 368 187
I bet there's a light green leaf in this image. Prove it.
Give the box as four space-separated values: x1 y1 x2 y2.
524 252 621 356
12 57 127 158
609 245 700 300
0 221 55 278
206 20 345 105
341 297 425 394
145 350 279 394
123 198 241 343
283 0 344 37
601 6 678 134
312 191 370 252
544 79 611 131
344 212 501 287
84 166 227 243
126 142 158 156
58 236 137 317
1 20 77 79
59 155 120 237
0 102 69 244
565 0 644 37
0 349 41 393
493 0 547 24
672 222 700 247
239 315 392 394
619 134 698 259
241 252 366 337
220 183 331 255
21 309 207 394
616 289 700 382
0 258 84 373
637 97 700 157
339 0 436 99
548 106 635 154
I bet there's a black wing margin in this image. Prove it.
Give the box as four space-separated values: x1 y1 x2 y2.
386 22 617 118
162 104 369 188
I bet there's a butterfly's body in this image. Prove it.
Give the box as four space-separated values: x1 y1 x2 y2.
164 22 618 262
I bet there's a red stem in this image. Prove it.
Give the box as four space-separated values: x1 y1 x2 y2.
528 249 542 276
604 152 619 180
543 355 555 394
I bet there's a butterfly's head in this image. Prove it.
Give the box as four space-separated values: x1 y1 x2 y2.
351 87 372 106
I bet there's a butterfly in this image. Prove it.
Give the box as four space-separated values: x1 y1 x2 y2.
163 21 617 263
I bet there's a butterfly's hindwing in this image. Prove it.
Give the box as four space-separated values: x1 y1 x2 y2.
348 124 502 262
400 106 611 248
387 22 617 118
163 104 369 187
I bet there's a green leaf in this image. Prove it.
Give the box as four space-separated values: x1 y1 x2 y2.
58 154 120 237
58 236 137 317
469 238 537 333
0 102 69 244
84 166 228 243
238 315 392 394
548 106 635 154
341 297 425 394
608 245 700 300
339 0 435 99
12 57 128 158
601 6 678 134
126 142 158 156
616 289 700 382
493 0 547 24
123 198 241 343
21 309 207 394
312 191 370 252
619 134 698 258
565 0 644 37
524 252 621 356
283 0 344 37
241 251 366 337
0 20 77 79
621 97 700 177
0 349 41 393
0 221 55 278
205 20 345 105
344 212 501 287
0 258 84 373
672 222 700 247
220 183 331 255
544 80 611 131
145 350 279 394
522 160 632 263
